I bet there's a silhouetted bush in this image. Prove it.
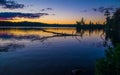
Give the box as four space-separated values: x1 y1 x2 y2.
96 44 120 75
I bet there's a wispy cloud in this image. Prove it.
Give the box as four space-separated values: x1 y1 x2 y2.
92 6 115 13
0 12 49 20
0 0 24 9
40 8 53 12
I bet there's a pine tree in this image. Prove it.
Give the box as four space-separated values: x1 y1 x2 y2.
80 17 85 25
104 9 110 24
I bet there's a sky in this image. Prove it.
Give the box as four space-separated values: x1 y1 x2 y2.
0 0 120 24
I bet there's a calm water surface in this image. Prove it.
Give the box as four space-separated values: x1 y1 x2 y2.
0 28 111 75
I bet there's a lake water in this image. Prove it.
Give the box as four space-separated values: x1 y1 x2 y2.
0 28 112 75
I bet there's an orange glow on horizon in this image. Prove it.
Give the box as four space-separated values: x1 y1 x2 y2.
0 17 105 24
7 17 77 24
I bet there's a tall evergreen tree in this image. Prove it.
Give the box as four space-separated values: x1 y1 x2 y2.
80 17 85 25
104 9 111 29
112 8 120 30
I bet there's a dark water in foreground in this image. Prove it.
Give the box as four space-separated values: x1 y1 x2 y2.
0 28 112 75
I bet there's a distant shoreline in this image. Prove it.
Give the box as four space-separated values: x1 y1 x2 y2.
0 21 105 29
0 26 76 29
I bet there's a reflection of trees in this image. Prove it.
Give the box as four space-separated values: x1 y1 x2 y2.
96 44 120 75
34 29 104 43
0 43 24 52
0 28 83 52
0 28 104 43
76 27 103 37
0 28 104 42
32 29 83 42
105 31 120 46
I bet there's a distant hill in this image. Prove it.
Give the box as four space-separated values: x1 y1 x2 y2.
0 21 76 27
0 21 105 30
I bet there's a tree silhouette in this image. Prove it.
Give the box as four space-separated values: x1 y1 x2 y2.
89 21 92 25
105 8 120 30
111 8 120 30
104 9 111 29
96 9 120 75
80 17 85 25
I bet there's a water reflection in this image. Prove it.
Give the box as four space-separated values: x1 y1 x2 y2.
0 28 107 75
105 31 120 46
0 43 24 52
0 28 105 52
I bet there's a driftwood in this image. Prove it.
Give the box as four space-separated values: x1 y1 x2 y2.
32 29 82 42
41 29 80 36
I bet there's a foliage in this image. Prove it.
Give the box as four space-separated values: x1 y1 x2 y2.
107 8 120 30
76 17 85 25
96 44 120 75
76 18 104 30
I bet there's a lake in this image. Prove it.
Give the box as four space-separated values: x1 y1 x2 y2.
0 28 112 75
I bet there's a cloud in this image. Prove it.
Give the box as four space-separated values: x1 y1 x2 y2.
40 8 53 12
92 6 115 13
0 12 49 20
46 8 53 10
0 0 24 9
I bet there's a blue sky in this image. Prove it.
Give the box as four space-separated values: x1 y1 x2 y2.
0 0 120 24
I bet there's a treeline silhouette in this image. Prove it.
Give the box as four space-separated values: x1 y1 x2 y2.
0 21 76 27
0 20 104 29
105 8 120 30
76 17 105 30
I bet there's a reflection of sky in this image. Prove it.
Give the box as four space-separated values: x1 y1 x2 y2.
0 28 106 75
0 0 120 24
0 28 105 52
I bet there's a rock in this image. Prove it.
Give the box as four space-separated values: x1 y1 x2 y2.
72 69 83 75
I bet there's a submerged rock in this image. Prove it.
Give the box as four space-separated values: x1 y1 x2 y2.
72 69 83 75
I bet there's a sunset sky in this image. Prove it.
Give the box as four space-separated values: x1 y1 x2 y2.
0 0 120 24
